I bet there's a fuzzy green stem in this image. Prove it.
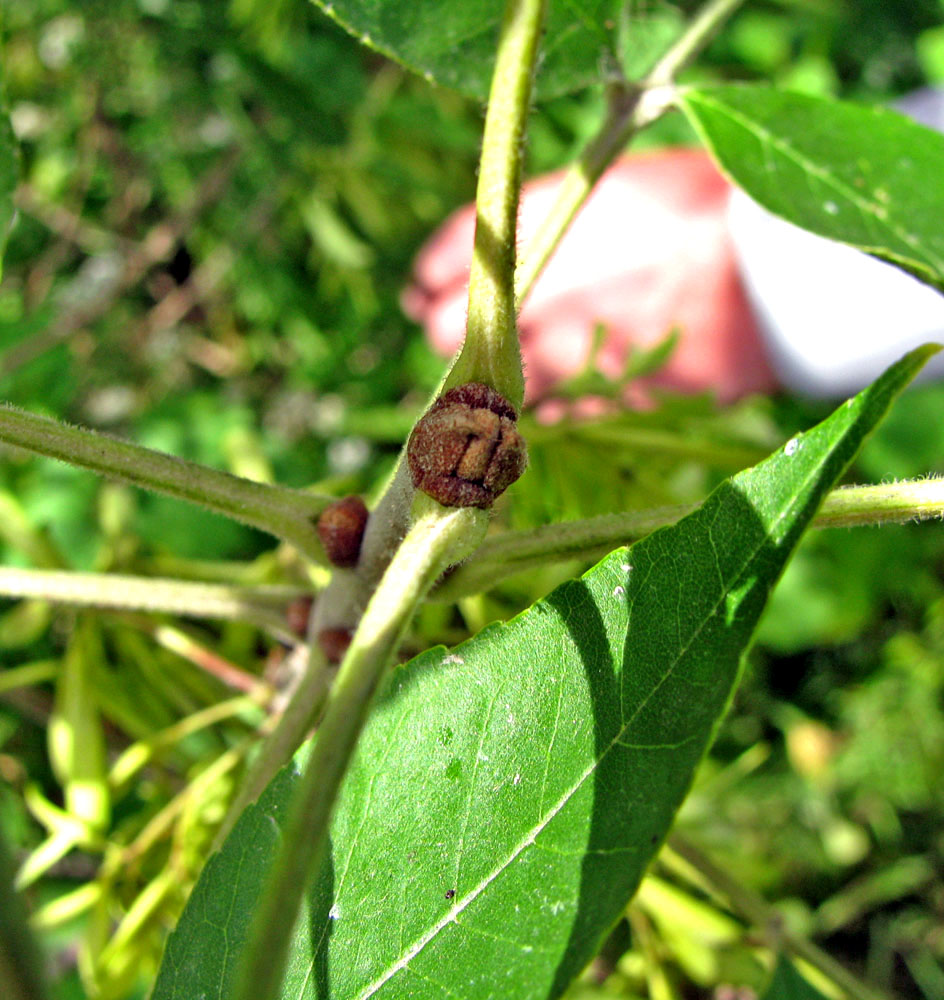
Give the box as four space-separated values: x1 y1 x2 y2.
815 478 944 527
446 0 547 409
646 0 747 86
277 0 547 695
433 478 944 601
213 644 332 847
233 499 488 1000
667 833 890 1000
0 566 306 639
516 0 748 306
0 825 49 1000
434 506 688 602
0 405 330 562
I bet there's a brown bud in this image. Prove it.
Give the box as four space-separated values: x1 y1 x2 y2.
407 383 527 508
285 596 314 638
317 627 352 664
317 496 369 568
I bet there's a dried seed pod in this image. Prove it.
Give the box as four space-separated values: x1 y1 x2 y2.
317 495 369 568
407 383 527 509
317 627 352 664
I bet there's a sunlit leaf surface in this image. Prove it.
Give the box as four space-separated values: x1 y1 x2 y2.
310 0 681 100
153 348 935 999
680 85 944 292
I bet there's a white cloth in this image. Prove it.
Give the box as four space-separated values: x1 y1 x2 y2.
728 88 944 397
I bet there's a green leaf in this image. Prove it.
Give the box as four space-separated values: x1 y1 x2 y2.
1 825 49 1000
679 85 944 293
0 105 18 281
760 956 829 1000
310 0 681 100
150 752 308 998
152 347 935 1000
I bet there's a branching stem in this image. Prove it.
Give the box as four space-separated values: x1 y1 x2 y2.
516 0 748 305
667 833 891 1000
433 478 944 601
0 405 330 562
233 500 488 1000
0 566 306 640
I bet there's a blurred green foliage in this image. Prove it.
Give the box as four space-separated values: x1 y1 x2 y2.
1 0 943 998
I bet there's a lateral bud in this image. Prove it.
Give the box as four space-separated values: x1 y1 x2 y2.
317 495 369 568
407 383 527 509
317 627 352 664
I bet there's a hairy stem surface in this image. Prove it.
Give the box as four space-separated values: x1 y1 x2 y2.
434 478 944 601
233 499 487 1000
0 405 330 562
516 0 748 305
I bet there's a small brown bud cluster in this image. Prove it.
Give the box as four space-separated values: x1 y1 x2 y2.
285 596 314 637
317 627 352 664
317 495 369 568
407 383 527 509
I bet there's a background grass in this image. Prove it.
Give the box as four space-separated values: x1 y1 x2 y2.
2 0 944 997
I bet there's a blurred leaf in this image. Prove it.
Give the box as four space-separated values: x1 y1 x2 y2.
917 25 944 82
680 85 944 292
48 619 109 833
310 0 682 100
756 528 916 653
0 106 16 281
0 823 48 1000
516 394 775 530
761 956 829 1000
834 622 944 813
152 349 932 1000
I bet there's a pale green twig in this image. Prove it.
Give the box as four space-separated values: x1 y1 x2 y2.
646 0 747 87
213 643 332 847
446 0 547 408
0 566 307 640
814 477 944 527
667 833 891 1000
0 405 331 563
233 500 488 1000
516 0 748 305
433 478 944 601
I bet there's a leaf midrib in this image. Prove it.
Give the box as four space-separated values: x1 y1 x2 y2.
347 439 828 999
688 90 944 273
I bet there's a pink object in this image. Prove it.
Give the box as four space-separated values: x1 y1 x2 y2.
403 148 778 405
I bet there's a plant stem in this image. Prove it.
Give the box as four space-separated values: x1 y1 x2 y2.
233 499 488 1000
447 0 547 409
0 824 50 1000
0 405 330 562
0 566 306 639
295 0 547 671
433 478 944 601
646 0 748 87
667 833 891 1000
515 0 748 306
815 478 944 527
434 505 690 601
213 643 332 847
